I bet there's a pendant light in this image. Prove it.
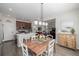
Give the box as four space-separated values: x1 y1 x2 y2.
38 3 43 26
41 3 43 23
40 3 48 26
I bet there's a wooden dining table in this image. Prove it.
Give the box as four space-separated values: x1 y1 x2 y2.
25 38 51 56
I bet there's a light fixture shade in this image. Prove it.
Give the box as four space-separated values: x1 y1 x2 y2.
43 22 46 26
45 22 48 26
39 21 42 25
34 21 38 25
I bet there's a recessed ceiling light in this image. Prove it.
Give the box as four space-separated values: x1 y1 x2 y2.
7 15 10 16
9 8 13 11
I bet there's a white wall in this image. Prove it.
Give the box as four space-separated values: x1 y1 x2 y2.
56 9 79 49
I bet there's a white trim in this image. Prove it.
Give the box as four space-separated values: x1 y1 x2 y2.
76 48 79 50
16 20 31 23
2 39 15 42
77 48 79 49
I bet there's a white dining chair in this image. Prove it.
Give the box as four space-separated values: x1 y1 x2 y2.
31 36 36 41
26 34 29 39
43 39 55 56
16 33 27 47
47 40 55 56
21 43 28 56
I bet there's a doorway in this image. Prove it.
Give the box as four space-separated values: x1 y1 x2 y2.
47 18 56 39
0 22 4 55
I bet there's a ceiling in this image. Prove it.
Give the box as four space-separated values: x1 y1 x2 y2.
0 3 79 21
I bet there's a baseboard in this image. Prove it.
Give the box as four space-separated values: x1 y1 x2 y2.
76 48 79 51
0 39 15 46
2 39 15 43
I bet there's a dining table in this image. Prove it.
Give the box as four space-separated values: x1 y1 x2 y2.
25 37 52 56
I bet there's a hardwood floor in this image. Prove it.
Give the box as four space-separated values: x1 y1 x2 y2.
0 40 22 56
55 45 79 56
0 40 79 56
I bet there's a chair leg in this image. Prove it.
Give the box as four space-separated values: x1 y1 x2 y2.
53 43 56 56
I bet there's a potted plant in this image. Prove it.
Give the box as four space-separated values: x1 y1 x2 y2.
71 28 75 34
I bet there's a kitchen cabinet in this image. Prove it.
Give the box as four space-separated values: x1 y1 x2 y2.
58 34 76 49
16 21 31 30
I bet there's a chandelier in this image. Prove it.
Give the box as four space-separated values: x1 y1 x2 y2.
34 3 48 26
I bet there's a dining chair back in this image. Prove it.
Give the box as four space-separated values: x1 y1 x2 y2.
16 34 25 47
21 43 28 56
47 40 55 56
